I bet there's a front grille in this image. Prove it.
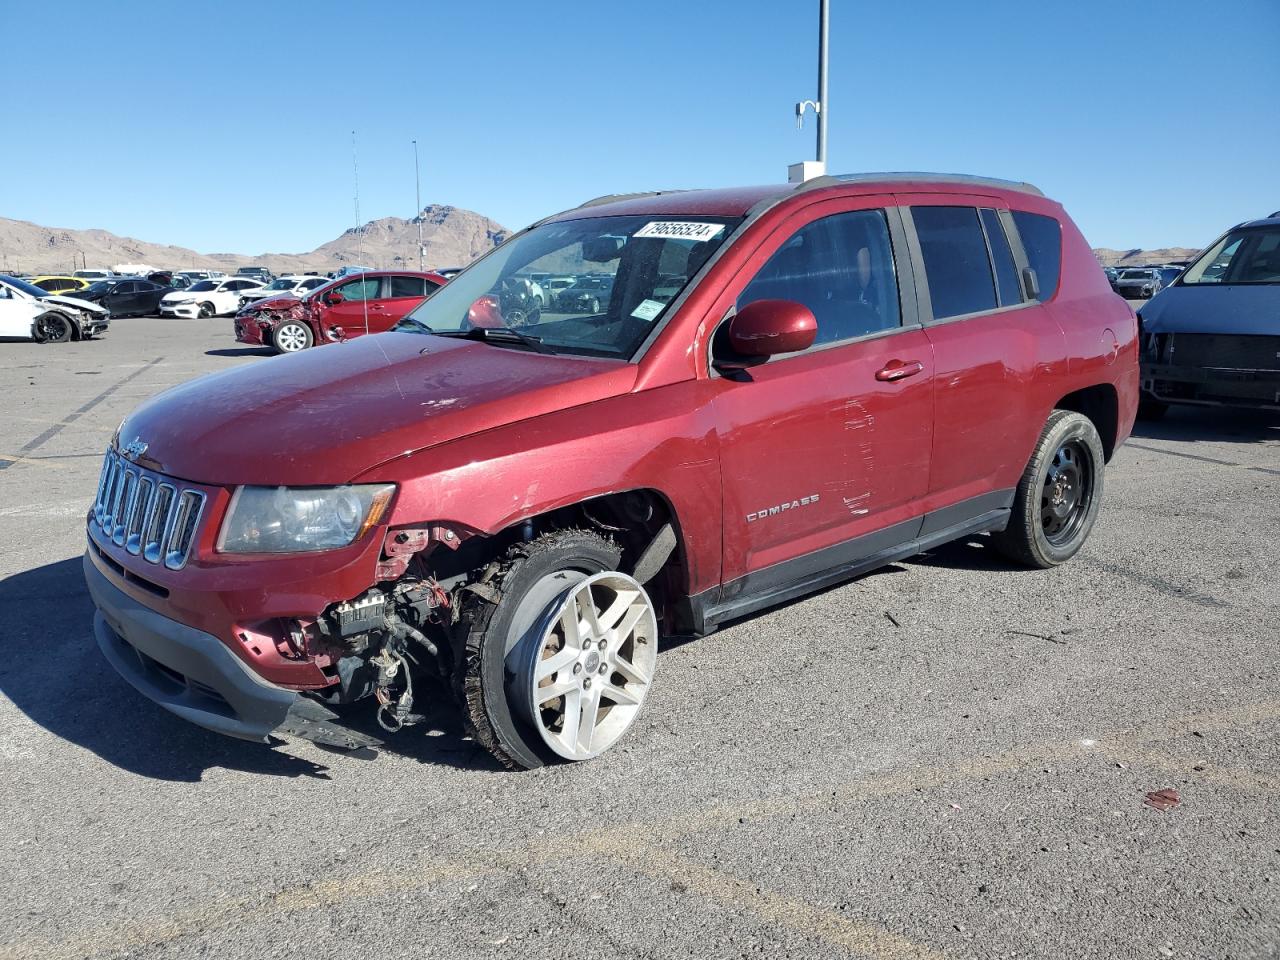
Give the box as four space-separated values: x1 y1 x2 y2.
92 450 206 570
1167 333 1280 372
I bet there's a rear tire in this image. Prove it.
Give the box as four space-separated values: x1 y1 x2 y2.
455 529 642 770
991 410 1105 568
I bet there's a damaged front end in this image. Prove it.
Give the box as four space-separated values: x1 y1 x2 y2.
234 297 311 347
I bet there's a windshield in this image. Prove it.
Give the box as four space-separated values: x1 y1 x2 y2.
1182 226 1280 285
396 214 739 358
0 276 50 298
264 278 295 290
81 280 114 294
188 280 218 292
1120 269 1151 279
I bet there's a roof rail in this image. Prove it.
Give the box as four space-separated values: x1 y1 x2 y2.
800 171 1045 197
576 189 691 209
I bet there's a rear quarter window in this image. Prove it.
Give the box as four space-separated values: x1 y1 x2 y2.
1011 211 1062 301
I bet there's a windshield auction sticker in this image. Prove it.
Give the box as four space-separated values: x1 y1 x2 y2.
633 221 725 242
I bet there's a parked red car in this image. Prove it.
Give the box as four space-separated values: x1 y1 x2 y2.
86 173 1138 769
234 270 448 353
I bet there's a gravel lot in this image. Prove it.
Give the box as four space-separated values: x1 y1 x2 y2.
1 313 1278 960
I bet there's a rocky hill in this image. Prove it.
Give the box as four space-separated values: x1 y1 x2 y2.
0 205 509 276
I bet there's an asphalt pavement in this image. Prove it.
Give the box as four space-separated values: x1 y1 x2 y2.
1 312 1278 960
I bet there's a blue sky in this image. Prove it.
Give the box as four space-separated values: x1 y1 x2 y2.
4 0 1277 254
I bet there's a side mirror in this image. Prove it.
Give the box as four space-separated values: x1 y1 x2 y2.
723 300 817 363
325 291 345 306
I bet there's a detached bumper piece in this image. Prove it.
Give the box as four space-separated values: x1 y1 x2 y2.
85 553 381 749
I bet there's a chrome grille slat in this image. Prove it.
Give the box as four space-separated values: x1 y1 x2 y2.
91 450 207 570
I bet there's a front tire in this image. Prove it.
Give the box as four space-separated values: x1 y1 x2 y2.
455 529 657 769
198 302 215 319
273 321 313 353
34 312 73 343
991 410 1105 568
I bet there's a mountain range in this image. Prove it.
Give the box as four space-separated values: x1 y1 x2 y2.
0 205 509 276
0 208 1197 276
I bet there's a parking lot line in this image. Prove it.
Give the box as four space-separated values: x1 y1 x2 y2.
0 357 163 472
0 453 64 471
7 697 1278 960
1125 440 1280 477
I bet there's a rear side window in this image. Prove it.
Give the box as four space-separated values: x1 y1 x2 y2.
912 206 997 319
979 209 1023 306
1011 211 1062 300
388 276 428 298
738 209 901 348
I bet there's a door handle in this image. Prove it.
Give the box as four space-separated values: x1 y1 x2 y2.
369 304 384 311
875 359 924 382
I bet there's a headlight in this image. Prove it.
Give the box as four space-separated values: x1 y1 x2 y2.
217 484 395 554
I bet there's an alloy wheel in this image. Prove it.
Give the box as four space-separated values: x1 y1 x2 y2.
277 324 309 352
510 571 657 761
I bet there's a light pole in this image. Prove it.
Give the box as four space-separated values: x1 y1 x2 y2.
412 139 423 272
791 0 830 182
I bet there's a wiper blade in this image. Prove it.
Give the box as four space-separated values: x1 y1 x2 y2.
434 327 554 354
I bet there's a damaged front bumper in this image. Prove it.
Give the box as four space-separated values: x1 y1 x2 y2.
85 553 379 749
1143 362 1280 411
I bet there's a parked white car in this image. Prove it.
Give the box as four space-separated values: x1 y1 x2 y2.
0 274 109 342
160 277 265 318
237 275 330 306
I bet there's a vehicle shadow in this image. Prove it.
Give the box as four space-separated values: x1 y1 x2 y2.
1130 405 1280 446
205 347 273 358
903 536 1015 573
0 557 497 781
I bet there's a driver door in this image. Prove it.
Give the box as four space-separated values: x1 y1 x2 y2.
322 275 384 338
0 286 37 338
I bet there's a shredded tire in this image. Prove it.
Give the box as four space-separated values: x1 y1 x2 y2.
453 528 621 769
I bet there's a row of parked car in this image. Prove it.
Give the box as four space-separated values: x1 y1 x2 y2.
1102 263 1185 299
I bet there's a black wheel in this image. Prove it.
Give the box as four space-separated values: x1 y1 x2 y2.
198 301 215 319
1137 398 1168 421
991 410 1105 568
34 312 73 343
273 321 313 353
455 529 657 769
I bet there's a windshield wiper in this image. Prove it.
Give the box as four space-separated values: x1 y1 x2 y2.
434 327 555 354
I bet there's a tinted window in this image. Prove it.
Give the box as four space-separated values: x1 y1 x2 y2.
912 206 997 319
738 209 900 347
1011 211 1062 300
980 209 1022 306
388 276 428 298
116 282 139 293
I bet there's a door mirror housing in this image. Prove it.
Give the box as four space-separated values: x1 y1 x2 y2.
324 290 345 306
727 299 818 357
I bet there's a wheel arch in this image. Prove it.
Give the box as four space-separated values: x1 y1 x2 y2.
1054 383 1119 461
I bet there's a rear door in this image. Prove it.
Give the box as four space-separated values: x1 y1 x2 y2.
901 196 1067 514
374 275 439 332
709 197 936 596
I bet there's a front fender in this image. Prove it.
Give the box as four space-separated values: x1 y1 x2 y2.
355 380 724 595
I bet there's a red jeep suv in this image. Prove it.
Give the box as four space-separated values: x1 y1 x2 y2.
85 174 1138 769
234 270 448 354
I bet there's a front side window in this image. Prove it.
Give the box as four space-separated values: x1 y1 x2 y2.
1011 211 1062 301
337 277 380 301
1182 226 1280 285
737 209 901 347
398 214 739 359
913 206 997 319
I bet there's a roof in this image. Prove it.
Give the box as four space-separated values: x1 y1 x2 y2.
556 171 1047 221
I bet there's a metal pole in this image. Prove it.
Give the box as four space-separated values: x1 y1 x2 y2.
413 139 423 271
816 0 828 164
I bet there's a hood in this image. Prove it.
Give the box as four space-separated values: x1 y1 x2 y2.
244 294 309 314
1140 284 1280 336
43 294 107 314
116 331 636 486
